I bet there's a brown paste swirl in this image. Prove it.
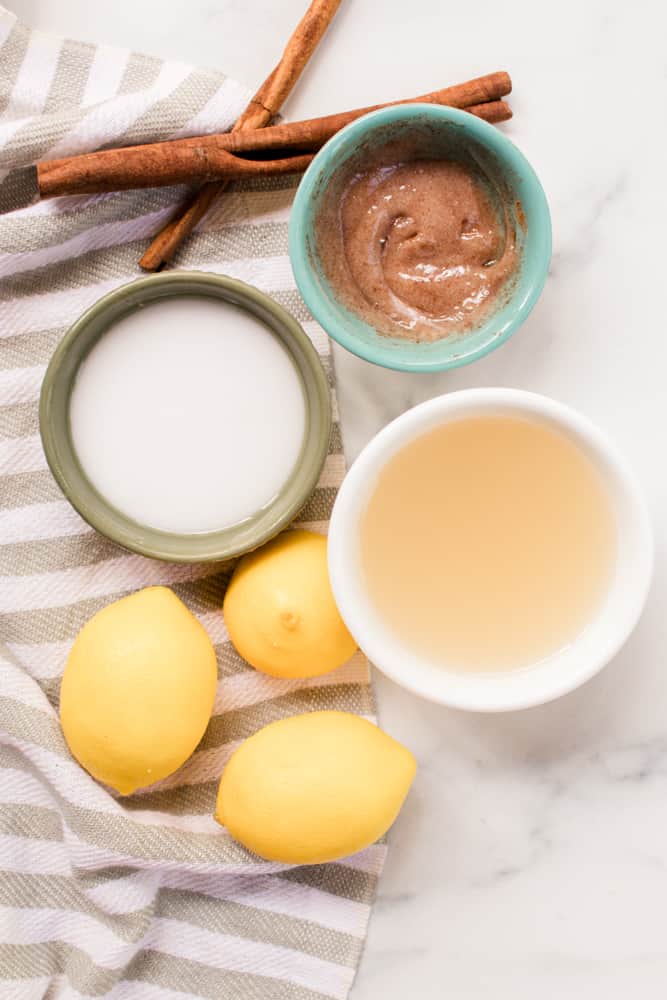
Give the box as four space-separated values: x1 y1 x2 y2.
316 156 519 342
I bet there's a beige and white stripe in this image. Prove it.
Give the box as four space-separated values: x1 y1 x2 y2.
0 6 381 997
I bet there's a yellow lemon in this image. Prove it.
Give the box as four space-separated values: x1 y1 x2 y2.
223 530 356 678
215 710 415 863
60 586 217 795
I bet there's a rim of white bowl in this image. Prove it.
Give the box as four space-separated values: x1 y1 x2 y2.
328 388 654 712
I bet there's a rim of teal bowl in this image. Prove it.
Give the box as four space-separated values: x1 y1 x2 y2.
288 103 552 373
39 272 332 563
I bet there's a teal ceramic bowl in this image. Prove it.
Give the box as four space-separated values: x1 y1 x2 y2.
289 104 552 373
40 272 331 563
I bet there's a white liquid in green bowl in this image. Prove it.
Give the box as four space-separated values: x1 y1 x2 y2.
70 296 306 534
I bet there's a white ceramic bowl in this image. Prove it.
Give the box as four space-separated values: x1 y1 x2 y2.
328 388 653 712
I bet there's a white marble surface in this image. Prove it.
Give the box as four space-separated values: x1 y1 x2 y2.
13 0 667 995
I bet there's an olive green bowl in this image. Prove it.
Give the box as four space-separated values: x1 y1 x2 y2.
40 272 332 563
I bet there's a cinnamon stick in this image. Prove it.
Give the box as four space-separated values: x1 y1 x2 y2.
37 72 512 198
466 99 512 124
139 182 226 273
236 0 343 130
140 0 343 271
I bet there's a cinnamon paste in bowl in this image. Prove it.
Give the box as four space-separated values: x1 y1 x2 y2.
289 104 551 372
317 154 518 342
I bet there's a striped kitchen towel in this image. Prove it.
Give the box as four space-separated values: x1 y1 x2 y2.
0 6 383 998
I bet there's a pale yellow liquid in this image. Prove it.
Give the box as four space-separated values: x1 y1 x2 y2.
361 415 617 672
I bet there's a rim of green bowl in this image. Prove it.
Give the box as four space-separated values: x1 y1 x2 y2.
288 103 552 373
39 271 332 563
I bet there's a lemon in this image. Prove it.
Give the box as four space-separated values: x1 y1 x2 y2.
60 586 217 795
223 530 356 678
215 710 415 863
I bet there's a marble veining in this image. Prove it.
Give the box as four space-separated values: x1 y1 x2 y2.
13 0 667 996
